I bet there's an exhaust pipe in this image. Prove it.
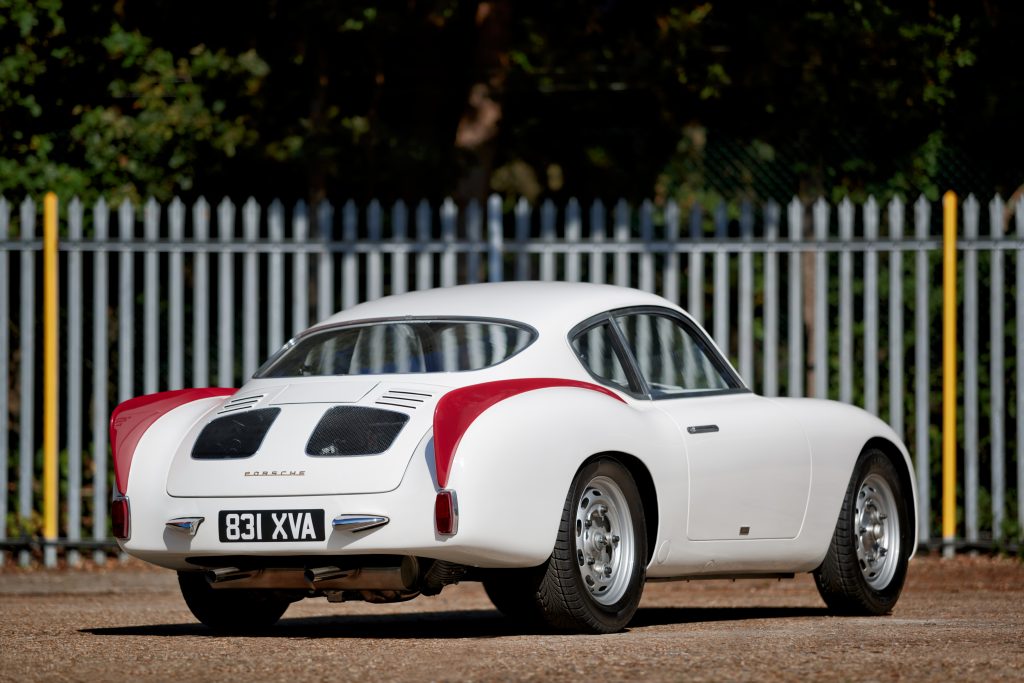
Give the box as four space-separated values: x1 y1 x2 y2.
205 567 257 584
304 566 351 583
207 557 420 592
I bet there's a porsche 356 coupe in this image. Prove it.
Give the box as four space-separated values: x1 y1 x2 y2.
111 282 916 633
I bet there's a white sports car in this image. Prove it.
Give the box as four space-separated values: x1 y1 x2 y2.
111 282 916 633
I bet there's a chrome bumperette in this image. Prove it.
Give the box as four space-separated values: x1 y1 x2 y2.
165 516 205 537
332 514 390 532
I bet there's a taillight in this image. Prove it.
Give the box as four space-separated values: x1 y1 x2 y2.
435 490 458 536
112 497 130 540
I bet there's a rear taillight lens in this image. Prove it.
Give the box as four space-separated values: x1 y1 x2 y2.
435 490 458 536
112 497 130 540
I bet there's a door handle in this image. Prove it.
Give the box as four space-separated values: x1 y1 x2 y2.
686 424 719 434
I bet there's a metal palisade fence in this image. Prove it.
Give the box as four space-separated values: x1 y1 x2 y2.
1 193 1022 566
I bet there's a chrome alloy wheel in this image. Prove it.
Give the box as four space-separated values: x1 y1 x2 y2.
855 472 901 589
574 475 634 605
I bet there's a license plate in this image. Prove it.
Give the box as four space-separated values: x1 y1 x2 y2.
218 509 325 542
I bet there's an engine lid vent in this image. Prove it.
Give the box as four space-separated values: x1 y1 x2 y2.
218 393 266 414
375 389 433 410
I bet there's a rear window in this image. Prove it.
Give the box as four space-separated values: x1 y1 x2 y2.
255 319 536 378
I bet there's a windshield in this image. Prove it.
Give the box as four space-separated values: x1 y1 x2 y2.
255 318 537 378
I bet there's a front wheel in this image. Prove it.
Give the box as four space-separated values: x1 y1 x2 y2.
814 448 911 615
178 571 293 632
532 457 647 633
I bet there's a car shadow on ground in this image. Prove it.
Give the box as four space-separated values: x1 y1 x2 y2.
81 605 830 639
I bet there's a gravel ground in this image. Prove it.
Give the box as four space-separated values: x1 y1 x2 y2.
0 554 1021 682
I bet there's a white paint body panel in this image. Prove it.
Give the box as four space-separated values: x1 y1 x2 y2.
116 282 916 578
654 393 812 541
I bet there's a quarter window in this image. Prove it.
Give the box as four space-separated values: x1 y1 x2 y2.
614 313 733 397
571 322 632 393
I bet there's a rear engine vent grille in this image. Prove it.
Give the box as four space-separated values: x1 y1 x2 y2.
306 406 410 456
375 390 433 410
218 394 266 414
192 408 281 459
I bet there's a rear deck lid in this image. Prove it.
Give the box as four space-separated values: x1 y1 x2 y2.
165 381 446 497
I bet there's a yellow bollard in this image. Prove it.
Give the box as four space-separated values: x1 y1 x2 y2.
43 192 59 565
941 191 957 558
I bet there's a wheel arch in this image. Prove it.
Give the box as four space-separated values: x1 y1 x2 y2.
863 436 918 553
579 451 659 566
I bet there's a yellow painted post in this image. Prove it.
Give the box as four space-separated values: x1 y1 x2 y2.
43 192 59 567
942 191 958 558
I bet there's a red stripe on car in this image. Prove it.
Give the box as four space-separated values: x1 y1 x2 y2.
110 388 235 495
432 379 625 489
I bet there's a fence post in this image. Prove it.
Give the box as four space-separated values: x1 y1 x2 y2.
217 199 235 388
588 200 606 286
1018 196 1024 542
687 203 704 325
340 201 357 308
143 199 160 395
267 200 285 353
292 201 309 334
192 198 210 387
838 198 854 404
942 191 958 557
786 198 803 397
416 200 433 291
66 198 84 567
19 197 36 567
963 195 979 543
913 195 931 546
663 201 680 305
864 196 879 415
812 198 829 400
762 201 779 397
168 199 185 390
43 192 59 568
242 198 261 379
392 200 410 293
713 202 729 355
887 196 905 440
738 201 754 383
487 194 503 283
565 198 581 283
92 199 109 563
988 196 1005 540
540 200 556 282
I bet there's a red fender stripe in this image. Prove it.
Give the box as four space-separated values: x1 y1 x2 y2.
431 378 625 488
110 388 235 495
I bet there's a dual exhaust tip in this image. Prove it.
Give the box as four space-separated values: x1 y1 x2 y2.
204 557 418 591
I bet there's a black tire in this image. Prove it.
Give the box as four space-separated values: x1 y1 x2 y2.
482 567 546 623
530 457 647 633
177 571 292 632
814 448 911 615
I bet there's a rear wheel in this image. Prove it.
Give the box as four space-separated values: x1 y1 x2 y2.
482 567 545 623
177 572 292 631
814 448 911 615
519 457 647 633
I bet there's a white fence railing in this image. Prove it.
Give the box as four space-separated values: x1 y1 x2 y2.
1 193 1022 565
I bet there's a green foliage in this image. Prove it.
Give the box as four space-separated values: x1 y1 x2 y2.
0 1 1020 204
72 25 268 202
0 0 268 203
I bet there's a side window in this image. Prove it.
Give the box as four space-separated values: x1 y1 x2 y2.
614 312 733 397
571 322 632 393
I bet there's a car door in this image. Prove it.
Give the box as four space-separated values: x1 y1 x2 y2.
613 310 812 541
